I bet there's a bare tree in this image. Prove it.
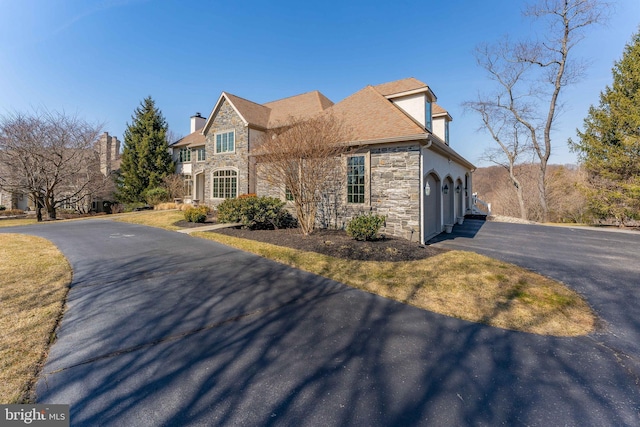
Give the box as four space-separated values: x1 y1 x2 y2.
254 113 352 235
471 0 608 221
465 99 533 219
0 111 103 221
162 174 188 200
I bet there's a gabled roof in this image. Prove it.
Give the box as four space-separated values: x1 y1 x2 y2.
202 90 334 134
374 77 427 95
225 93 271 129
171 131 205 148
264 91 334 127
373 77 437 102
327 85 427 143
433 103 452 121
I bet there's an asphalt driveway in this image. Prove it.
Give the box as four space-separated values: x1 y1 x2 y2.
430 220 640 369
2 219 640 426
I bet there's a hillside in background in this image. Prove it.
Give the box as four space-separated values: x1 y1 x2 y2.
473 164 587 223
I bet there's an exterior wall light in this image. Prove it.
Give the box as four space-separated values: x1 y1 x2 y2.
443 184 449 195
455 185 461 194
424 182 431 196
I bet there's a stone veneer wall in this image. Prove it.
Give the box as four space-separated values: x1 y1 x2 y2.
254 143 422 242
362 144 421 242
204 99 250 206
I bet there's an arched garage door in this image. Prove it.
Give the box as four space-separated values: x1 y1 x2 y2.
423 173 441 240
443 176 455 225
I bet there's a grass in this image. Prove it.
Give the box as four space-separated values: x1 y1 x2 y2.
111 209 185 231
194 231 595 337
0 234 71 403
0 218 38 228
0 208 597 406
109 211 594 336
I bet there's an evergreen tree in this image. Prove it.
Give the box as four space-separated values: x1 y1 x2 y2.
571 29 640 225
118 97 175 203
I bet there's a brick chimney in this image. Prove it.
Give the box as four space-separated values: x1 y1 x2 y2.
190 112 206 133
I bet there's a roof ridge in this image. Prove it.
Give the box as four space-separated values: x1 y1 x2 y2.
264 90 324 105
367 85 428 131
224 92 271 110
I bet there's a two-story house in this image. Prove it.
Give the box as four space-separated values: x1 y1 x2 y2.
171 78 475 243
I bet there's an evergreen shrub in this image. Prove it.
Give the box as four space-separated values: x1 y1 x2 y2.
144 187 170 206
217 195 294 229
184 206 209 223
346 213 386 241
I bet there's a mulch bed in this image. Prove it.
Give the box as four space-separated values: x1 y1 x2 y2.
210 227 446 262
174 218 217 228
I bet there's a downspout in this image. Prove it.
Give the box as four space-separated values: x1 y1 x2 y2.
419 136 433 245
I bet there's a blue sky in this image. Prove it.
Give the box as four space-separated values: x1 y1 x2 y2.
1 0 638 167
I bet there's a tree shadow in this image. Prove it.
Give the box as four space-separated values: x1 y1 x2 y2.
426 219 485 244
3 220 639 426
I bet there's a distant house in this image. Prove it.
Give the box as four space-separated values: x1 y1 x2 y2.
170 78 475 243
0 132 121 212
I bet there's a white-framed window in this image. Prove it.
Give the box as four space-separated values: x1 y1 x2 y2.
425 101 433 131
179 148 191 162
195 147 206 162
347 155 366 204
215 130 235 154
212 169 237 199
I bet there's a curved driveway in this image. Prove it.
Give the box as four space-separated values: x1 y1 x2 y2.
2 219 640 426
430 220 640 367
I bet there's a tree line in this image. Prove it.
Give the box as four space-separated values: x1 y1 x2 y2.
467 0 640 226
0 97 175 220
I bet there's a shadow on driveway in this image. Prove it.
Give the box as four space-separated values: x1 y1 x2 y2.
426 218 486 243
2 219 639 426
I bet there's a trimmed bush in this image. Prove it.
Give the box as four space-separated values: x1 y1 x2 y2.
144 187 170 206
184 206 209 223
0 206 5 211
346 213 386 241
0 209 25 216
217 196 294 229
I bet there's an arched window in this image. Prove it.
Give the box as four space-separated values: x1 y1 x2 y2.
212 169 237 199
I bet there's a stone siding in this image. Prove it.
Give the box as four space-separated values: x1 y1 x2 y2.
367 144 421 241
204 99 250 207
254 143 422 242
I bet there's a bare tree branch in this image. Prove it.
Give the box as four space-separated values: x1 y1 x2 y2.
253 113 353 235
468 0 608 221
0 110 105 220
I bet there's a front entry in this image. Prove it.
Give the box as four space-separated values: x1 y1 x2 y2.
195 173 205 202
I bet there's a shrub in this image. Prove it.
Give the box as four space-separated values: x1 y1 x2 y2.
217 196 294 229
0 205 5 211
0 209 25 216
184 206 209 223
144 187 170 206
346 213 386 241
122 202 148 212
154 202 177 211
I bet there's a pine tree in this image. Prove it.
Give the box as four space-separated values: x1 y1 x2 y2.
571 29 640 225
118 97 175 203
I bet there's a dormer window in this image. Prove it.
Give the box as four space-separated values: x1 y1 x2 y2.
425 101 432 131
445 121 450 145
